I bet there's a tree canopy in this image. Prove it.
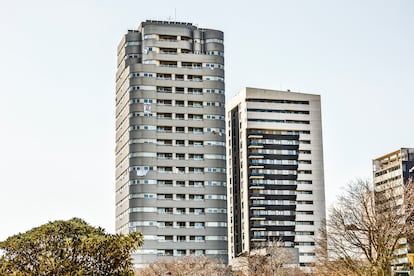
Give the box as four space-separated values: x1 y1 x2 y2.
0 217 143 275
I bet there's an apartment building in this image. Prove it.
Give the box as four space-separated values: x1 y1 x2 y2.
373 148 414 270
115 20 227 266
226 87 326 267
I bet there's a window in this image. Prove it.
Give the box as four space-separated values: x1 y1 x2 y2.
157 180 172 186
159 250 173 256
190 208 204 214
189 154 203 160
143 34 157 40
205 38 223 44
176 167 185 173
157 208 173 214
157 194 173 200
176 223 186 229
189 127 203 134
189 181 203 187
190 236 205 242
156 73 171 80
175 194 185 200
206 195 226 200
159 35 177 41
175 87 184 93
206 167 225 173
190 222 205 228
175 153 185 160
175 208 186 214
247 99 309 105
188 101 202 108
159 48 177 54
175 140 185 146
297 200 313 205
157 153 172 159
143 60 156 64
188 88 202 95
205 222 227 227
188 114 202 120
157 113 172 119
175 126 185 133
175 74 184 81
297 190 313 195
206 181 225 186
189 194 204 200
175 113 184 120
159 60 177 67
126 41 140 46
125 54 140 60
189 140 203 147
296 221 314 225
156 126 172 132
157 139 172 146
190 250 205 256
157 86 172 93
206 208 227 213
175 180 185 186
296 211 314 215
189 167 203 174
157 99 172 106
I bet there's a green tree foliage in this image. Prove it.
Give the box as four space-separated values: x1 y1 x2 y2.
0 218 143 275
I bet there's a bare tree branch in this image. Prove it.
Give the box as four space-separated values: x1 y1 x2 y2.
315 179 414 275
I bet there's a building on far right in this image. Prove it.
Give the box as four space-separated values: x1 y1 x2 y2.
373 148 414 271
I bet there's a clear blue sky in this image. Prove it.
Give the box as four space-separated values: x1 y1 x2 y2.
0 0 413 240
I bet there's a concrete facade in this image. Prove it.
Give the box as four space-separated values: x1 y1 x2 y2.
115 20 227 266
226 87 326 268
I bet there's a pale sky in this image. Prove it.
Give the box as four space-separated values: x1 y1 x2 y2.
0 1 413 240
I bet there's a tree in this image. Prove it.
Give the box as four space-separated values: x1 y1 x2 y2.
0 218 143 275
136 255 231 276
136 243 306 276
315 179 414 276
231 242 307 276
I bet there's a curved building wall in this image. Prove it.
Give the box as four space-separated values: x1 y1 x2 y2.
115 20 227 266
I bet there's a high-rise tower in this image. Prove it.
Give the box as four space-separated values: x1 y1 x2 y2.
115 20 227 266
226 87 326 268
373 148 414 271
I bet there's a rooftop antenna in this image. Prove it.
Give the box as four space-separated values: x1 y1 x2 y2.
175 8 177 21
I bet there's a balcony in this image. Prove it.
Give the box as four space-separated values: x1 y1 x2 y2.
156 73 172 80
159 48 177 55
159 61 177 68
157 113 172 120
187 75 202 82
175 74 184 81
157 100 172 106
157 153 172 159
157 86 172 93
159 35 177 41
157 126 172 133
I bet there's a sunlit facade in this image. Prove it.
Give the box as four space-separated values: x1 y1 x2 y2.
227 87 326 268
115 20 227 266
